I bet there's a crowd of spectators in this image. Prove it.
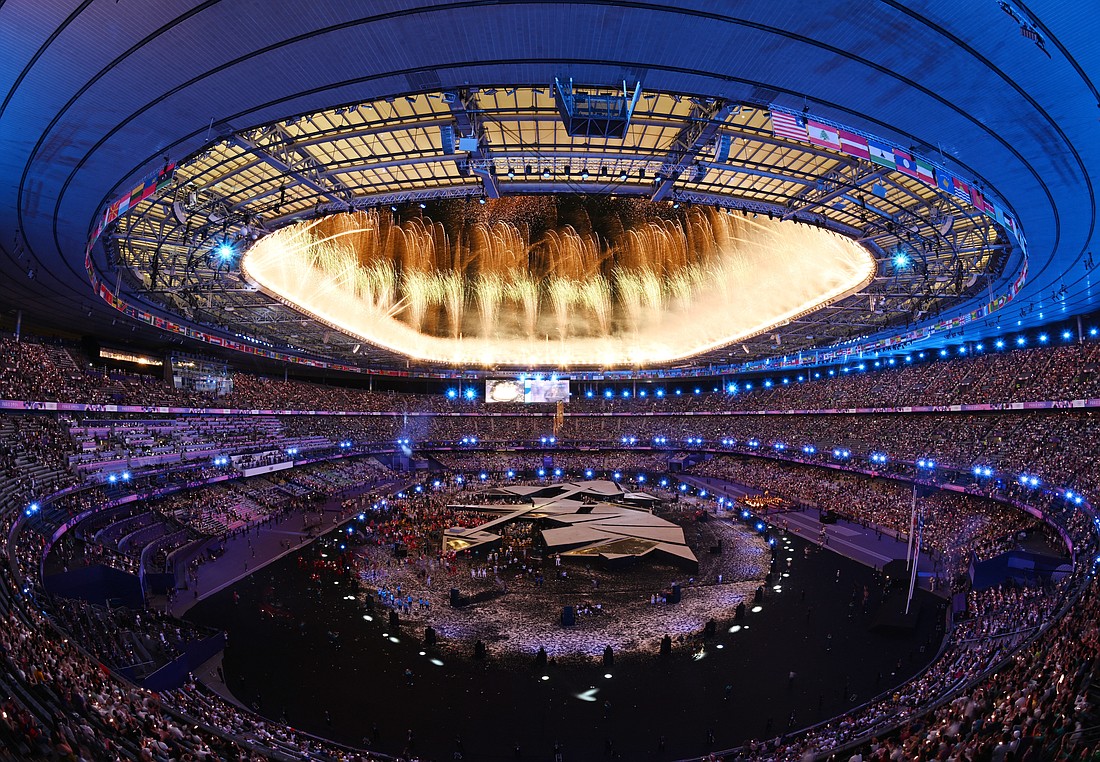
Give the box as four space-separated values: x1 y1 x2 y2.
0 330 1099 760
4 332 1100 415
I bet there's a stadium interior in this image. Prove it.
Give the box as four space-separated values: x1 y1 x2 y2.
0 2 1099 761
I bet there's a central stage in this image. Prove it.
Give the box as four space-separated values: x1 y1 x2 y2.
444 479 699 571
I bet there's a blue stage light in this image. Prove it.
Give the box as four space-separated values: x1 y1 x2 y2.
1063 330 1073 340
216 243 235 261
464 388 476 400
604 389 613 398
1016 336 1026 346
586 389 594 398
893 251 909 268
446 389 458 399
655 389 665 397
1039 333 1048 343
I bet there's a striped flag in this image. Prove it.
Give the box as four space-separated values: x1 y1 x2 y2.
867 138 895 168
915 157 935 186
952 178 972 204
838 129 869 159
770 111 808 142
806 119 841 150
894 149 918 178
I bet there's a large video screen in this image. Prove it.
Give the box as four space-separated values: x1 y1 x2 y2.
485 379 570 404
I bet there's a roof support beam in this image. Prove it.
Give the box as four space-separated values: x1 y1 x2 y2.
651 99 737 201
229 130 352 210
448 89 500 198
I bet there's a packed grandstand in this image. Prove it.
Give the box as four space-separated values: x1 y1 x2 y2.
0 332 1095 761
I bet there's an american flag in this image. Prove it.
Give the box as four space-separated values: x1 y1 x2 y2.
770 110 808 143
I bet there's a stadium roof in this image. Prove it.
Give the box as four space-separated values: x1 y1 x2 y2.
0 1 1096 377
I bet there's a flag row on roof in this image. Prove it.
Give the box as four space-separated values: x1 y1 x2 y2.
769 107 1026 256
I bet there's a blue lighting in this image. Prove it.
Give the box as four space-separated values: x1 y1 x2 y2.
939 348 948 357
726 383 737 393
802 444 816 454
446 388 458 399
893 251 909 268
655 389 665 398
917 459 936 470
613 471 622 480
1063 330 1074 341
622 390 630 398
693 388 701 395
1091 328 1098 337
604 389 614 399
976 343 984 351
995 339 1005 349
464 388 477 400
1016 336 1026 346
216 243 235 261
1039 333 1048 343
586 389 594 398
585 469 594 478
506 470 515 478
764 380 773 388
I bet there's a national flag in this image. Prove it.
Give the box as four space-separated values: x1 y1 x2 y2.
915 157 935 185
867 138 895 167
894 149 918 178
838 129 869 159
971 187 993 214
806 119 841 150
952 178 972 204
936 172 956 196
991 203 1005 225
770 110 808 142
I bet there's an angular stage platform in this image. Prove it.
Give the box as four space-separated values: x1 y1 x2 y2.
443 479 698 571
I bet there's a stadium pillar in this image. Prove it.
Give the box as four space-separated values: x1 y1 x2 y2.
1078 315 1084 344
13 310 21 343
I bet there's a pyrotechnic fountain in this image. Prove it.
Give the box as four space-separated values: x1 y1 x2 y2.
242 198 875 367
